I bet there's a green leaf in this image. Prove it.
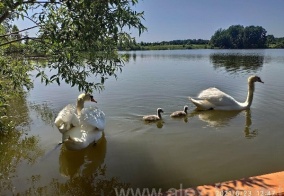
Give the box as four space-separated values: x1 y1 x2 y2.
50 75 57 80
56 78 60 85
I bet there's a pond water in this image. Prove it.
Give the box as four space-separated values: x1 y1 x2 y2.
1 49 284 195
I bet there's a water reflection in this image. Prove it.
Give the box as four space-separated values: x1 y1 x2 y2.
190 110 242 127
22 166 129 195
0 93 44 194
29 102 56 126
51 171 129 196
171 116 189 123
144 120 164 128
20 134 130 195
243 110 258 139
190 109 256 138
121 51 207 62
210 53 264 74
59 134 107 178
8 93 31 128
0 131 43 193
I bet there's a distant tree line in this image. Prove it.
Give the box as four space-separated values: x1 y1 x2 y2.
119 25 284 50
140 39 209 46
117 38 209 50
266 35 284 48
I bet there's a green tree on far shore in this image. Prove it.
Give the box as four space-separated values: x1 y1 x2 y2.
210 25 267 49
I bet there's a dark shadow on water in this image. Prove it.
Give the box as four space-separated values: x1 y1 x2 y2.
40 142 62 162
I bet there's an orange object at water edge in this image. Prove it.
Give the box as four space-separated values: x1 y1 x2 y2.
163 171 284 196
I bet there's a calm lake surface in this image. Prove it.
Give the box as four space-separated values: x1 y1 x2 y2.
1 49 284 195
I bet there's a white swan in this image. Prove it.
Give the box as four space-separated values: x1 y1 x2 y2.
170 105 188 117
54 93 105 150
189 75 264 111
143 108 164 121
62 126 104 150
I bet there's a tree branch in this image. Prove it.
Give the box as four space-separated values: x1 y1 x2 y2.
0 37 41 47
23 14 41 26
0 2 21 24
22 1 62 4
0 26 38 38
12 11 41 26
0 1 61 24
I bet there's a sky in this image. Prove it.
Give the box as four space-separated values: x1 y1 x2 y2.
130 0 284 42
14 0 284 43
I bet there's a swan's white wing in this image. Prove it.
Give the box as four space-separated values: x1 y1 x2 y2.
197 87 238 106
190 97 215 110
57 104 76 122
62 126 102 150
55 104 79 132
80 106 105 130
190 87 240 110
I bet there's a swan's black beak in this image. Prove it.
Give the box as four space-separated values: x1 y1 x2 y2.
257 77 264 83
90 96 97 103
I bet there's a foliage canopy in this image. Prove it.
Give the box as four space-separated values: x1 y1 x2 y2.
0 0 146 93
210 25 267 49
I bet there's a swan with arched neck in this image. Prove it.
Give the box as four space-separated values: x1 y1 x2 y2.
54 93 105 150
189 75 264 111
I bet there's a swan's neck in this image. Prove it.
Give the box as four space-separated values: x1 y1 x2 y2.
76 99 85 115
157 111 162 119
243 82 255 108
